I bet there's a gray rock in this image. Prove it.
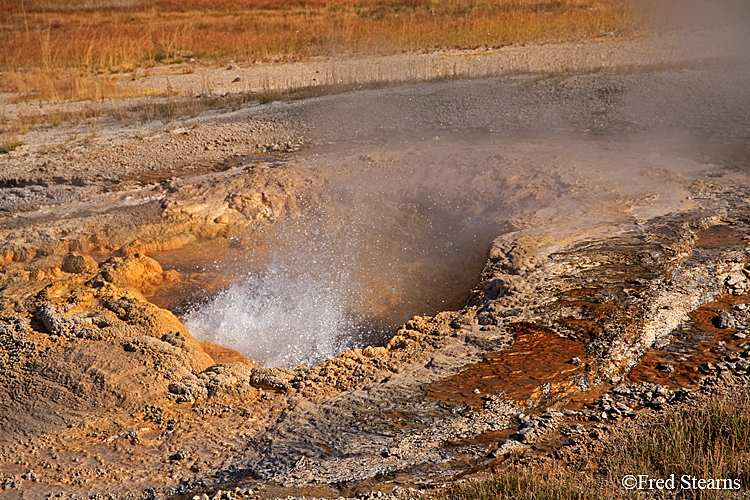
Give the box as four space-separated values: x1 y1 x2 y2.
250 366 295 392
161 330 187 348
36 305 97 339
713 310 735 329
516 427 537 442
612 383 631 395
656 362 675 373
169 375 209 402
169 362 256 402
701 362 717 372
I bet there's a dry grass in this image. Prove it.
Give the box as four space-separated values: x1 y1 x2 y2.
0 132 23 154
0 79 397 137
426 467 604 500
602 391 750 499
1 71 167 103
413 389 750 500
1 104 109 136
0 0 641 102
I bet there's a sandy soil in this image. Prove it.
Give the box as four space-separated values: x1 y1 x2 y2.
1 21 750 499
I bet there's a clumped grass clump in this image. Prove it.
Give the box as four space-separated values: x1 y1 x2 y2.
414 388 750 500
0 132 23 153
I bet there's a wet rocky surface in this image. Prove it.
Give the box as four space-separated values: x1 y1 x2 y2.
1 62 750 499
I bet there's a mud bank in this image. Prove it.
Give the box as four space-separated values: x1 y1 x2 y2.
1 61 750 499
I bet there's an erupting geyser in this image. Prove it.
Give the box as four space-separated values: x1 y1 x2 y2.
173 123 729 369
182 207 380 368
183 266 366 369
178 139 520 368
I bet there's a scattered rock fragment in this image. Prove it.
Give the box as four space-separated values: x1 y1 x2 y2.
170 449 188 461
60 253 98 274
656 362 675 373
35 304 100 339
713 310 735 329
169 362 258 402
249 366 294 392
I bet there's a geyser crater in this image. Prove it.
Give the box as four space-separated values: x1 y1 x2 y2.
157 145 515 368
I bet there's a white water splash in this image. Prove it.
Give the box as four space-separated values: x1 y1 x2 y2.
182 207 377 368
183 265 365 368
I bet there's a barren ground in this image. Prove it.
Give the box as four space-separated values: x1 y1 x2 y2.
1 25 750 500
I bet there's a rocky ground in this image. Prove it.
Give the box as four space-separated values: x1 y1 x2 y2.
1 24 750 500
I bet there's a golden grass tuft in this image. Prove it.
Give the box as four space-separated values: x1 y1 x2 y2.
602 391 750 498
0 132 23 154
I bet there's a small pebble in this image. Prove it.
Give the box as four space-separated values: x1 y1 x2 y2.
656 362 675 373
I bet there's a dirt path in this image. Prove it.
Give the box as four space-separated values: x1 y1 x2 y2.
119 33 711 97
